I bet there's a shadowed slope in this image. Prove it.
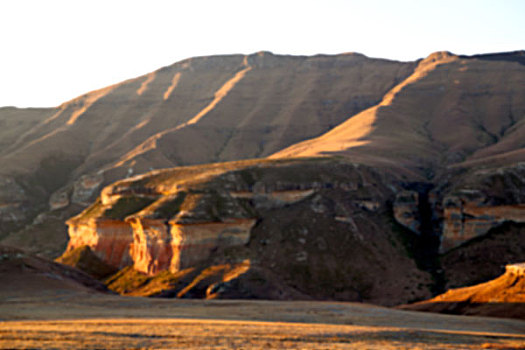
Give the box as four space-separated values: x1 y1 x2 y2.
61 158 433 305
0 245 108 297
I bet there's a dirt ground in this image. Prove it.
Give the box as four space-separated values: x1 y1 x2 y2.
1 291 524 349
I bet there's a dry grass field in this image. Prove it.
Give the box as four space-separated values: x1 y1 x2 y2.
1 291 524 349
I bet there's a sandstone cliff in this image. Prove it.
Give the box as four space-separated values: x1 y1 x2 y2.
3 51 525 264
270 51 525 260
389 164 525 254
63 158 433 305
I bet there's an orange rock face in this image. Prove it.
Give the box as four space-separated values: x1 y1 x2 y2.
125 215 256 275
168 219 255 273
128 218 172 275
65 219 133 269
67 212 257 276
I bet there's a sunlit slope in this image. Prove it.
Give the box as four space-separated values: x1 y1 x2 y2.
402 263 525 319
272 52 525 177
0 52 412 180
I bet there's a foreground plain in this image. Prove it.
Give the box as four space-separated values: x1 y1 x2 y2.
1 291 524 349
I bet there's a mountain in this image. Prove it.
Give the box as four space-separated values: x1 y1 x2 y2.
273 51 525 175
1 50 525 307
0 52 414 256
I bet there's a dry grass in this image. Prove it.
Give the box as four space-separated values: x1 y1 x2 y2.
1 318 524 349
1 293 524 349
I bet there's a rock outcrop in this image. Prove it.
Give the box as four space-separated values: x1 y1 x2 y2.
441 194 525 252
66 218 134 269
65 159 330 275
400 262 525 319
62 158 433 305
49 188 70 211
506 262 525 277
389 163 525 253
4 50 525 305
439 164 525 252
393 191 421 234
72 173 104 205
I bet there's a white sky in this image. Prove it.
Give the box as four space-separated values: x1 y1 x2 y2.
1 0 524 108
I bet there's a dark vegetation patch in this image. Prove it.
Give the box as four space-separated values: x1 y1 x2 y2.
104 197 156 220
56 245 117 279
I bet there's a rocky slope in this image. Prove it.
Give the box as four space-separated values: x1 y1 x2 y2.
401 263 525 319
62 158 433 306
441 222 525 289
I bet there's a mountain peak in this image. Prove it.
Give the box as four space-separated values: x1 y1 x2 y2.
421 51 457 65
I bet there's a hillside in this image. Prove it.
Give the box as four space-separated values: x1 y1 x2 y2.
1 50 525 308
0 245 108 299
61 158 432 306
0 52 414 256
272 51 525 177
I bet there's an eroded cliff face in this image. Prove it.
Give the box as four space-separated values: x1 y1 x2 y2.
439 164 525 252
62 158 434 305
125 216 256 275
65 159 345 275
0 52 416 254
393 191 421 234
391 164 525 253
66 219 133 269
441 194 525 252
393 191 525 253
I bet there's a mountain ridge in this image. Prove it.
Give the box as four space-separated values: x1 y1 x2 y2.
0 50 417 255
272 50 525 178
1 50 524 312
